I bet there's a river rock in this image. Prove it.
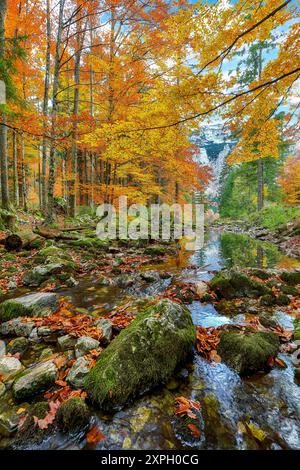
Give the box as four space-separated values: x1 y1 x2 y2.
0 292 59 323
0 408 19 436
217 329 280 375
12 361 58 401
75 336 100 358
85 299 196 410
140 271 161 283
210 269 271 300
195 281 208 297
0 319 36 337
57 334 76 351
0 356 24 381
93 318 113 345
7 337 29 356
66 357 90 388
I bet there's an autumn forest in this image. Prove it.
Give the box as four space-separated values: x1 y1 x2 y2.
0 0 299 454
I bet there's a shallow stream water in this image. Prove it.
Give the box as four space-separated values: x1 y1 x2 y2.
8 231 300 450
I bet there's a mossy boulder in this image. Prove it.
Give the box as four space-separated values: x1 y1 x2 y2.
0 293 58 323
210 269 271 300
56 398 90 433
279 271 300 286
85 299 195 410
12 361 58 401
217 329 280 375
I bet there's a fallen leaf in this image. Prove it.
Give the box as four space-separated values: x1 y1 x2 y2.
187 423 201 438
86 425 106 444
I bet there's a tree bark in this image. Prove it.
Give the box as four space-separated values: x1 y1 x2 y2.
46 0 65 224
41 0 51 210
0 0 9 210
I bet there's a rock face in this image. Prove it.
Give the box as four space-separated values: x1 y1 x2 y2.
217 329 280 375
12 361 57 401
0 292 59 323
0 356 23 380
210 269 271 300
85 299 196 410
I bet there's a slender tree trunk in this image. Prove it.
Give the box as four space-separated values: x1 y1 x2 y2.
0 0 9 210
257 46 264 210
41 0 51 210
257 158 264 210
69 14 86 217
46 0 65 224
12 130 19 205
20 134 27 211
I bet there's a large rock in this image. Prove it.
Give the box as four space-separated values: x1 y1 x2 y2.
0 356 23 380
23 264 71 287
56 397 90 433
12 361 58 401
0 292 59 323
85 299 196 410
217 329 280 375
210 269 271 300
66 357 90 389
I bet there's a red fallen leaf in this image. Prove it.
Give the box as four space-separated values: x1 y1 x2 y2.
55 380 67 387
275 357 288 368
187 423 201 438
33 400 60 430
86 425 106 444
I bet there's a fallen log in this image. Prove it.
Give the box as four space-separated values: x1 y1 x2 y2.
3 231 44 251
33 226 80 240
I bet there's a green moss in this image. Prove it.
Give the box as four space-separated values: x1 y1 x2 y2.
280 271 300 286
210 270 271 300
56 398 90 433
217 329 280 375
249 269 271 280
200 293 213 303
275 294 290 306
66 238 108 249
144 245 166 256
215 299 240 316
259 294 276 307
280 285 299 296
0 301 33 323
85 299 195 410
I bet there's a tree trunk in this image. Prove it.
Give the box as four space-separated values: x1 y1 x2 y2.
257 158 264 210
46 0 65 224
41 0 51 210
0 0 9 210
12 130 19 205
3 231 44 251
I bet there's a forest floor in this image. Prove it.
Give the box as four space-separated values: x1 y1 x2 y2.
0 212 299 450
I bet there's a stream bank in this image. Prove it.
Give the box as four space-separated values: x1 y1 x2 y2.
0 228 299 450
